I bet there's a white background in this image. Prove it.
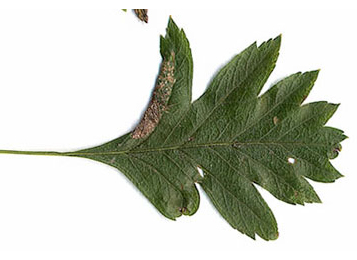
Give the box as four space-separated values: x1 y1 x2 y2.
0 2 356 259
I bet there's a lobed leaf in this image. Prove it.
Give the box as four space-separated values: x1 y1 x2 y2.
71 18 346 240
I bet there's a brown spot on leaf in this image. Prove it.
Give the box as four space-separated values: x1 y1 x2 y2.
132 52 175 139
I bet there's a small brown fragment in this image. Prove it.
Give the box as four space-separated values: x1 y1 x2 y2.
133 9 148 23
273 116 279 125
132 52 175 139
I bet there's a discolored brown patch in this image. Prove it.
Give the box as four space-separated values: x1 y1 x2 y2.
132 52 176 139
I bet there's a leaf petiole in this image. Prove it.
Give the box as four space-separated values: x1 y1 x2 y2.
0 150 67 157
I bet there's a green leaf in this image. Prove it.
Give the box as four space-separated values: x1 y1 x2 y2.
71 18 346 240
0 17 346 240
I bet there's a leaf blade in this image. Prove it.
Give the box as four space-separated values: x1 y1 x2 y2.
70 19 345 240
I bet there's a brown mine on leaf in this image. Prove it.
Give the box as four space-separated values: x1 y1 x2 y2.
132 52 176 139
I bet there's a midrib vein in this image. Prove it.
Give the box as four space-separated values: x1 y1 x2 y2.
63 140 329 157
0 140 330 157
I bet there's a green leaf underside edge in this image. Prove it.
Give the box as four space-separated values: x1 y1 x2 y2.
0 18 346 241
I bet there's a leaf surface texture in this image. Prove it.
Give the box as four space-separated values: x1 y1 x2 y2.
71 18 346 240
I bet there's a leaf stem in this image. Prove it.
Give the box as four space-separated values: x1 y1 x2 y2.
0 150 67 156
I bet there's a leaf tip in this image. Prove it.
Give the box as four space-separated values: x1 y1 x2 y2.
168 15 177 27
330 102 341 115
275 34 282 43
267 34 282 50
260 230 279 241
303 69 320 80
310 192 322 204
275 231 280 239
337 173 345 179
246 233 256 240
315 197 323 204
333 102 341 108
269 231 279 241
